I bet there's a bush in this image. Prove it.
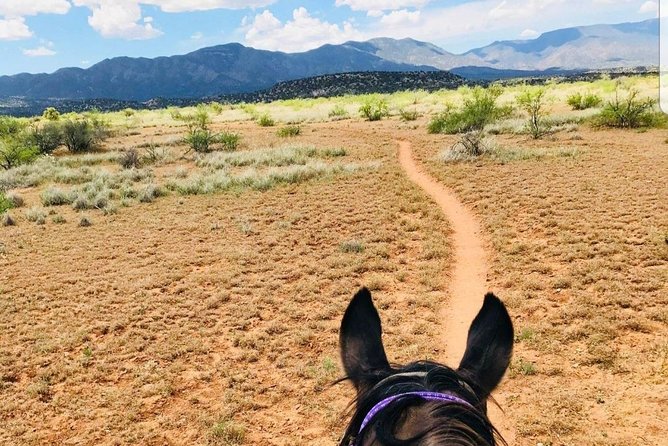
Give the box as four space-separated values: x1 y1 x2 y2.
62 120 96 153
119 149 141 169
1 212 15 226
0 192 13 214
29 122 63 154
42 107 61 121
277 125 301 137
447 130 493 159
41 187 75 206
567 92 602 110
516 87 551 139
0 116 27 137
594 88 660 128
257 114 275 127
359 98 389 121
185 129 215 153
217 131 240 151
0 138 39 170
428 85 508 134
399 108 419 121
329 105 348 119
5 192 24 208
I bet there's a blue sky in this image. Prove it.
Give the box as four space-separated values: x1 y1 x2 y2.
0 0 659 76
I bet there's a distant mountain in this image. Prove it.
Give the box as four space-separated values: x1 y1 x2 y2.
351 19 658 71
0 19 658 102
0 43 437 101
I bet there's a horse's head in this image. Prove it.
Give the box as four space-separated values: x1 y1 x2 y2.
339 288 514 446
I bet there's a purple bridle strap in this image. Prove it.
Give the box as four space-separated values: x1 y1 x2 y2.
357 391 473 439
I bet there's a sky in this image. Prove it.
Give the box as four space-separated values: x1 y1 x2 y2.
0 0 660 76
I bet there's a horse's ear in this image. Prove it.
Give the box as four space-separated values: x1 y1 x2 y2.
340 287 391 392
457 293 514 400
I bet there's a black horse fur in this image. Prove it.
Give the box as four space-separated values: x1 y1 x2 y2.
339 288 514 446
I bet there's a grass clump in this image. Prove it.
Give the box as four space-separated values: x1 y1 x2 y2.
25 207 47 225
78 215 92 227
138 184 165 203
257 114 275 127
1 212 15 226
329 105 349 119
399 108 420 121
340 240 365 253
277 125 301 137
41 187 75 206
119 149 141 169
359 98 389 121
567 92 602 110
210 418 245 445
428 85 508 134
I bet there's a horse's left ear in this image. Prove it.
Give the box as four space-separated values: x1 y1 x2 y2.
457 293 514 401
340 288 391 393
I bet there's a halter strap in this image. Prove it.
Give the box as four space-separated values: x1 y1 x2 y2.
357 391 474 440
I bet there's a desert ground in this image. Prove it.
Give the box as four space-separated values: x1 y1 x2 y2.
1 76 666 445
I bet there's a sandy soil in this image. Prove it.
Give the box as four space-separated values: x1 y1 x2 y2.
1 117 666 445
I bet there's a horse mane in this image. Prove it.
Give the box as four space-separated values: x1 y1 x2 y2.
339 361 507 446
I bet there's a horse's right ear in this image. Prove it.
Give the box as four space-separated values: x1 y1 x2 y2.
457 293 514 401
339 288 391 393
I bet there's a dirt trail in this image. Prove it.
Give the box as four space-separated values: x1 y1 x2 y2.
397 140 515 443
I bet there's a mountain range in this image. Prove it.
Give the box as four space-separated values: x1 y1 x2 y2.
0 18 658 102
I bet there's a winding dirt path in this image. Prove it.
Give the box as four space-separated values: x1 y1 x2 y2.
397 140 515 443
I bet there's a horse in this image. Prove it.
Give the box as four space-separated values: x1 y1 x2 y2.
339 287 514 446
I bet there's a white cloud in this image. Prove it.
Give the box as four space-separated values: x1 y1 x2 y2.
379 9 420 25
23 46 57 57
191 31 204 39
141 0 276 13
243 7 363 52
638 1 658 14
335 0 430 11
73 0 162 39
0 17 33 40
520 28 540 38
0 0 71 18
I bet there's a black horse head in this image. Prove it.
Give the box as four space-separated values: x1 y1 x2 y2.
339 288 514 446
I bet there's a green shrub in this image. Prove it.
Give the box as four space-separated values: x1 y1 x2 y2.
122 108 135 118
257 114 275 127
185 129 215 153
217 131 240 151
0 116 27 137
516 86 551 139
277 125 301 137
29 122 63 154
62 120 96 153
399 108 419 121
428 85 508 134
0 192 13 214
594 88 661 128
0 138 39 170
566 92 602 110
359 98 389 121
329 105 348 119
42 107 61 121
